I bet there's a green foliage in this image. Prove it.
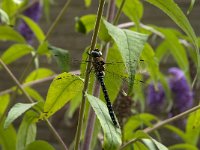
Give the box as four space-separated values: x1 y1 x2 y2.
4 103 37 128
0 1 199 150
24 140 55 150
1 44 34 65
0 26 26 42
41 72 84 119
0 9 10 25
48 45 70 72
0 94 10 115
16 111 37 150
19 15 46 43
0 120 16 150
86 93 122 150
116 0 143 27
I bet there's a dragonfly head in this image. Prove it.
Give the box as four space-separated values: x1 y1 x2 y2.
90 49 102 57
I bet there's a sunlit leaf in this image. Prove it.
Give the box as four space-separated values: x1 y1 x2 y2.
0 26 26 42
86 94 122 150
187 0 196 15
116 0 143 27
25 87 44 102
124 113 158 140
185 111 200 145
16 111 37 150
20 15 45 43
0 9 10 25
24 68 54 83
84 0 92 7
1 44 34 65
42 72 84 118
37 41 49 54
168 143 198 150
75 15 96 34
24 140 55 150
0 94 10 115
0 120 16 150
4 102 37 128
145 0 199 76
103 20 148 93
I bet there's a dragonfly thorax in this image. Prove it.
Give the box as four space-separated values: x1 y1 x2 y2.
90 49 102 57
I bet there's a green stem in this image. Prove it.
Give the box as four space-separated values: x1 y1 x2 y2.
113 0 126 25
0 59 34 103
74 0 105 150
46 119 68 150
45 0 72 41
119 104 200 150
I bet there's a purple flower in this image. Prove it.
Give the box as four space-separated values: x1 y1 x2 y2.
147 83 166 114
18 2 42 43
168 67 193 116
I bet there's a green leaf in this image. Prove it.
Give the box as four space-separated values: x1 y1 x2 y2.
116 0 143 27
75 15 96 34
0 9 10 25
16 111 37 150
0 26 26 42
4 102 37 128
158 28 190 78
168 143 198 150
0 121 16 150
86 93 122 150
84 0 92 7
37 41 49 54
124 113 157 140
20 15 46 43
24 140 55 150
1 44 34 65
103 20 148 93
24 68 54 83
1 0 19 18
185 111 200 145
25 87 44 102
0 94 10 115
151 139 168 150
145 0 199 76
42 72 84 118
49 45 70 72
141 44 159 82
164 125 187 143
187 0 196 15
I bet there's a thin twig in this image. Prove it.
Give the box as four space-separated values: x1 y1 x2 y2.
0 75 57 96
46 119 68 150
0 59 34 103
74 0 106 150
113 0 126 25
45 0 72 41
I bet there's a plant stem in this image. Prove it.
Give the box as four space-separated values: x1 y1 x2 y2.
119 104 200 150
82 1 116 150
0 58 68 150
74 0 105 150
45 0 72 41
46 119 68 150
113 0 126 25
82 80 101 150
0 59 34 103
0 75 57 96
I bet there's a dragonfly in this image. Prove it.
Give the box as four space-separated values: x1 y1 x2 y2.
89 48 119 128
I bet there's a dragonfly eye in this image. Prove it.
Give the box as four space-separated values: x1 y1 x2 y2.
90 49 102 57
